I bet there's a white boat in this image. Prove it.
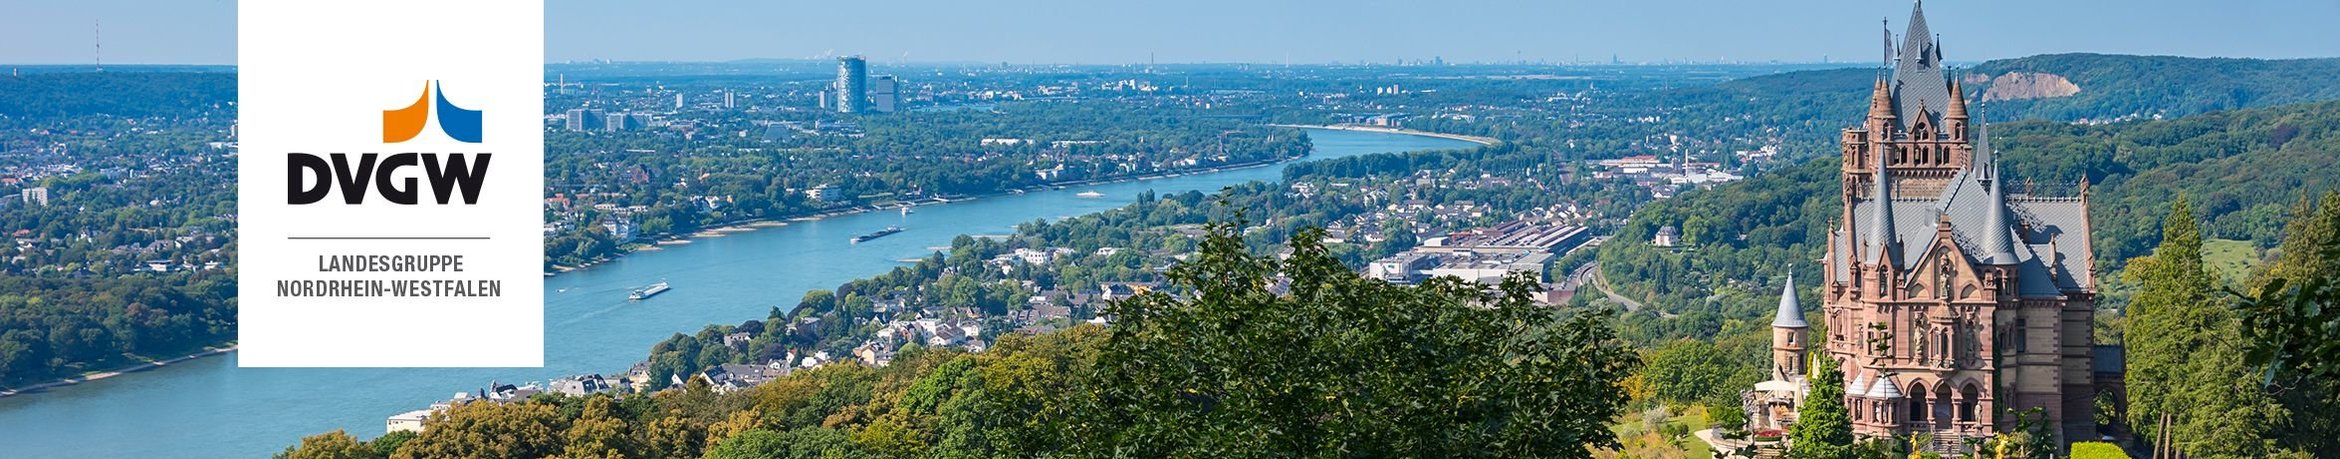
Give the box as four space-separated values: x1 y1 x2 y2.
629 281 670 300
1076 191 1105 198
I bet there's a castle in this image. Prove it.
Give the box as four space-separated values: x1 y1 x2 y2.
1748 1 2119 451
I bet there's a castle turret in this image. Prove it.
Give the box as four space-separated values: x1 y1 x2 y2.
1868 77 1896 135
1773 272 1810 379
1945 81 1969 139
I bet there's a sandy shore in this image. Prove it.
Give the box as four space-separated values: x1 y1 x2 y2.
1266 123 1502 146
0 345 238 399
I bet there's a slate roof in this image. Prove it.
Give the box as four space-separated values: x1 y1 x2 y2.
1890 0 1950 128
1828 2 2094 300
1774 272 1809 328
1834 182 2094 298
1863 373 1905 399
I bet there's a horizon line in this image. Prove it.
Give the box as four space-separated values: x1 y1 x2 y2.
7 51 2338 69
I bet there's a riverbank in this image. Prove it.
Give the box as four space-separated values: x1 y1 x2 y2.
1267 123 1502 146
0 345 237 399
547 156 1301 277
0 126 1488 459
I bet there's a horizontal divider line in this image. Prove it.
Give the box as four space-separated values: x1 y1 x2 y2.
286 236 493 240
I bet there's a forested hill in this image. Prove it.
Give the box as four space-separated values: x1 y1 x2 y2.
1627 54 2340 158
1597 99 2340 341
0 71 236 125
1971 53 2340 122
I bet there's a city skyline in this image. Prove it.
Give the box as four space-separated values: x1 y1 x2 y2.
5 0 2340 66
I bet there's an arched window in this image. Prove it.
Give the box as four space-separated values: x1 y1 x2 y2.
1935 385 1955 423
1959 383 1981 422
1938 329 1952 362
1908 382 1929 423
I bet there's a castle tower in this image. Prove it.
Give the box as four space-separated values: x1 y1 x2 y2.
1773 272 1809 380
1816 0 2108 450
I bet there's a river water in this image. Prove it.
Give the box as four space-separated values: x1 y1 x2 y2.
0 128 1476 457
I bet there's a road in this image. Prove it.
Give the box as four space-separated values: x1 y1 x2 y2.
1572 262 1675 318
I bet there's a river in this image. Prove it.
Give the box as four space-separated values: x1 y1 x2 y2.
0 128 1477 457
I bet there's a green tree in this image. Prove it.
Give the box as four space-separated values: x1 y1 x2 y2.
367 431 414 459
705 427 871 459
389 402 567 459
561 396 636 459
1644 340 1739 407
1786 354 1853 459
2259 192 2340 289
636 412 704 459
276 430 380 459
2237 190 2340 457
1079 223 1639 457
2125 198 2286 458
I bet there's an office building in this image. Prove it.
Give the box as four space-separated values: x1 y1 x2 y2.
564 108 604 132
871 75 899 113
836 56 868 113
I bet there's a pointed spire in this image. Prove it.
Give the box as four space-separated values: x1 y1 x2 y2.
1869 77 1895 122
1945 80 1968 120
1902 1 1933 66
1892 0 1949 126
1774 271 1808 328
1978 106 2021 265
1867 153 1899 266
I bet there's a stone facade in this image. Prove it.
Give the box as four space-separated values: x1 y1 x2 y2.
1753 1 2116 451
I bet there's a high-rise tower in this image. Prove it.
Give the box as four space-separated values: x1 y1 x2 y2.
836 56 868 114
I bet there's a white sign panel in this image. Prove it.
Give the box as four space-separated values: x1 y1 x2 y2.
239 0 544 367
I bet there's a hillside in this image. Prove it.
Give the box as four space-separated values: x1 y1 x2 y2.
0 72 236 125
1627 54 2340 160
1969 53 2340 122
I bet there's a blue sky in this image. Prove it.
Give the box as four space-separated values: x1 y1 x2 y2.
3 0 2336 65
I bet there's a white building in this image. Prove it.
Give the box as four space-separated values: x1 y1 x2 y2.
20 187 47 207
386 409 433 434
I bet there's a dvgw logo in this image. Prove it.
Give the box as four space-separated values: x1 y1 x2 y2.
288 81 493 205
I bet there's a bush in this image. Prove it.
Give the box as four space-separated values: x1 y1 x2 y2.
1660 422 1691 440
2069 442 2131 459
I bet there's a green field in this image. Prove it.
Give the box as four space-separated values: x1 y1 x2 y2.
1608 406 1716 458
2202 238 2263 286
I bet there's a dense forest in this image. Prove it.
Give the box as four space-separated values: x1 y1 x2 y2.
0 71 236 125
0 72 241 388
0 274 236 386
